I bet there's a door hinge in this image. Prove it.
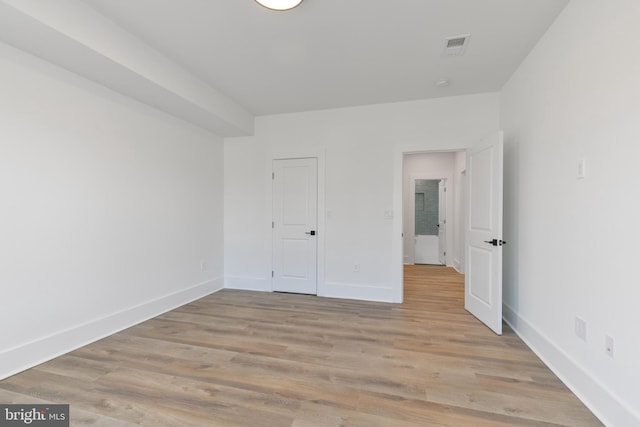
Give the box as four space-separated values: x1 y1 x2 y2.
443 251 446 256
272 221 275 228
271 271 274 278
272 172 275 180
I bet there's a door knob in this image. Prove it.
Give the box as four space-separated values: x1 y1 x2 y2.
305 230 316 236
484 239 506 246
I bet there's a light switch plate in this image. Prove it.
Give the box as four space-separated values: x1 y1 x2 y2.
577 159 586 179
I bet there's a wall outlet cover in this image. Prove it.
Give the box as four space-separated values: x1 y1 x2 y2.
575 317 587 341
605 335 614 358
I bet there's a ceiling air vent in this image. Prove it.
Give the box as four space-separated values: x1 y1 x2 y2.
443 34 471 57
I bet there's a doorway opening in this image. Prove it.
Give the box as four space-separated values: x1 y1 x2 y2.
394 132 504 334
413 178 446 265
402 151 466 272
401 151 467 312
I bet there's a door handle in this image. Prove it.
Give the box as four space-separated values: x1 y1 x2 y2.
484 239 506 246
305 230 316 236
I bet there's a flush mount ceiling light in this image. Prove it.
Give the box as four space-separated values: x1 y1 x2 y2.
255 0 304 11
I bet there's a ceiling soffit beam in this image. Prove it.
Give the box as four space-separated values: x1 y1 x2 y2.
0 0 254 137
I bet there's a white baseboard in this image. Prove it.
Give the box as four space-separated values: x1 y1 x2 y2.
224 277 399 303
0 277 223 381
320 281 398 303
503 303 639 427
224 276 270 292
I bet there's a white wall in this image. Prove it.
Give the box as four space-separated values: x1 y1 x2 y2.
452 151 466 273
500 0 640 425
402 152 456 266
225 93 499 302
0 42 224 379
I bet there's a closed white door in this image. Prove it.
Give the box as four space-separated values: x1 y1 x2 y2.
465 132 504 335
272 158 318 294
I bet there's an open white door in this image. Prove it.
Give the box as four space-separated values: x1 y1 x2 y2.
272 158 318 295
465 132 504 335
438 180 446 265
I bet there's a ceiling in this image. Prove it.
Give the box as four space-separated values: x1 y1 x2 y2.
83 0 569 116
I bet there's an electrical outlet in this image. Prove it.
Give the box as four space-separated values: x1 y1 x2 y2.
353 263 360 272
574 317 587 341
200 260 207 272
605 335 614 358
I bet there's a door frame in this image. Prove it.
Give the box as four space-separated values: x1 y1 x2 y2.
392 144 467 303
406 175 452 265
267 148 325 295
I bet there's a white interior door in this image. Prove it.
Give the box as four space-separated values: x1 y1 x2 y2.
438 179 446 265
465 132 504 335
272 158 318 294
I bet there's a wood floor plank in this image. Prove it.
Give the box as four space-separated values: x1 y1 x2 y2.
0 265 602 426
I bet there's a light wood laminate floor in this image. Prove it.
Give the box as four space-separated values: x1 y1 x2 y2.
0 265 602 426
